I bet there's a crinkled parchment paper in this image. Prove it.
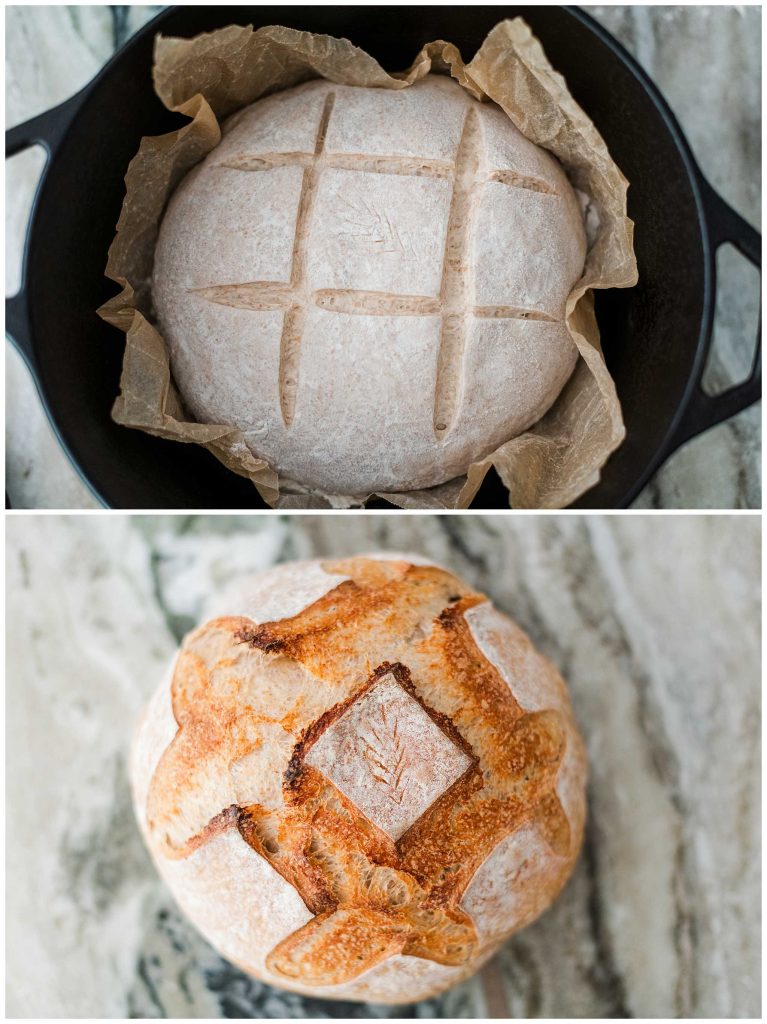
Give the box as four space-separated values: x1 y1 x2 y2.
98 19 637 509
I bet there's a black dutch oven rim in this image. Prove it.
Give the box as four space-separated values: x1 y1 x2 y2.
5 5 762 509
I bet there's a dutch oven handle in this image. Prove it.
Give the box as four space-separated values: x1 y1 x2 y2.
5 90 86 369
670 176 762 448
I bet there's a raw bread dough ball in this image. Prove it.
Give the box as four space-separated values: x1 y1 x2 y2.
153 76 587 495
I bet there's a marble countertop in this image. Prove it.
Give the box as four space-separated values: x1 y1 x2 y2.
4 5 762 509
6 514 760 1018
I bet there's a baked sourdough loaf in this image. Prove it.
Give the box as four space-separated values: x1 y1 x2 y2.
132 555 587 1002
153 76 587 495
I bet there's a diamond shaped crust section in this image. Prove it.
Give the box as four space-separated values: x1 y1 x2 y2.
305 672 472 841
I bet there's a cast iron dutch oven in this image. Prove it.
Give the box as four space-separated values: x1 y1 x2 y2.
6 5 761 509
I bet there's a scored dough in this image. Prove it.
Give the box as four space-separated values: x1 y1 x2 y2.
153 76 587 494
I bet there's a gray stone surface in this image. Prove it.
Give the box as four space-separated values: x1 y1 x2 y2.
4 5 762 508
6 514 761 1017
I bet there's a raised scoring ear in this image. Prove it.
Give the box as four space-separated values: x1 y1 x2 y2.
267 901 480 985
237 564 483 681
266 906 410 985
146 616 269 857
403 906 480 966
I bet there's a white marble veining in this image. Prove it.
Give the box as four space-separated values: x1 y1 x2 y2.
4 5 762 509
6 514 760 1017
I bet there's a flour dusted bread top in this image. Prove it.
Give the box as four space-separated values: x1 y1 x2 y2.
153 76 587 495
131 555 587 1003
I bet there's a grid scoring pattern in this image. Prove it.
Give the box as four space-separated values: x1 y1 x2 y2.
192 92 562 432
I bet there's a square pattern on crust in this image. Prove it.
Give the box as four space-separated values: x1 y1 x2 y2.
305 672 471 841
307 169 451 297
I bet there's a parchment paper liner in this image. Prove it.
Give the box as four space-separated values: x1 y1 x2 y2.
98 18 637 509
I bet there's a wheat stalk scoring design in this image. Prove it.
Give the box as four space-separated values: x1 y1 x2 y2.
362 705 408 804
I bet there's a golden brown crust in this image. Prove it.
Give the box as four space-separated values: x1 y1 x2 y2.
267 907 411 985
144 558 582 987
